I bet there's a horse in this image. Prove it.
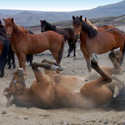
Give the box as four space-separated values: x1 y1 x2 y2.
4 52 125 109
40 20 77 57
72 16 125 71
4 18 64 72
7 30 34 69
0 20 9 77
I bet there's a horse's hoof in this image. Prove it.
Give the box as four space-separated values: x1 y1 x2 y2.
51 65 63 72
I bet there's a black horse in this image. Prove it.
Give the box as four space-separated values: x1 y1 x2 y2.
40 20 77 57
0 20 9 77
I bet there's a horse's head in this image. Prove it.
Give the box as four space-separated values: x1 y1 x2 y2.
3 18 15 38
72 16 83 36
40 20 47 32
75 16 98 38
3 68 26 106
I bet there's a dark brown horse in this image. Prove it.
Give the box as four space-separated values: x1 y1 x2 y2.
4 18 64 72
40 20 77 57
3 52 125 109
0 20 9 77
72 16 125 71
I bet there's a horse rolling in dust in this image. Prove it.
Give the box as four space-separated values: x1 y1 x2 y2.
4 51 125 109
72 16 125 72
3 18 64 72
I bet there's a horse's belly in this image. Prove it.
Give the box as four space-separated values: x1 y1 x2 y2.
29 40 49 54
57 75 85 93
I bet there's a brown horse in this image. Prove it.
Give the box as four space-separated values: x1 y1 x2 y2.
4 52 124 109
3 18 64 72
72 16 125 71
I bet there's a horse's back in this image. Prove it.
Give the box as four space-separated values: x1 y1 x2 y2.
43 31 63 39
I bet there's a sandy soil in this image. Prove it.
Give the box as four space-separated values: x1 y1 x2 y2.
0 28 125 125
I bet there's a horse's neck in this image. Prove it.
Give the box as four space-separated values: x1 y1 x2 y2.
12 24 24 36
80 31 88 42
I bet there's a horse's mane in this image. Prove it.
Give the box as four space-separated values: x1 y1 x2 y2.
41 20 56 31
13 23 33 35
82 19 98 38
85 18 98 30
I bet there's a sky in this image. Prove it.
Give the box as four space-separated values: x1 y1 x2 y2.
0 0 123 12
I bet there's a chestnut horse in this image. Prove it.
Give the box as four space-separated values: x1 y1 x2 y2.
72 16 125 71
4 52 125 109
3 18 64 72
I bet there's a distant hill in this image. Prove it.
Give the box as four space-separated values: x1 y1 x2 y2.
1 0 125 26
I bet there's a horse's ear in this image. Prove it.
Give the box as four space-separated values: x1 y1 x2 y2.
80 16 82 21
72 16 75 20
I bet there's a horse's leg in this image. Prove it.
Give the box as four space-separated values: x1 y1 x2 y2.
67 40 73 57
7 54 11 69
67 40 70 57
0 56 4 77
29 54 33 66
7 45 11 69
81 46 91 72
91 58 112 82
109 51 120 69
11 51 16 69
51 41 64 66
17 53 26 72
73 42 76 57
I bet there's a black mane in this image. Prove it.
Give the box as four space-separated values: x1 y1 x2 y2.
41 20 56 32
82 21 98 38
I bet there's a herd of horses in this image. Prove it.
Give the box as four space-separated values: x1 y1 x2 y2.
0 16 125 109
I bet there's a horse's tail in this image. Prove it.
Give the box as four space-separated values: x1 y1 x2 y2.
57 37 65 65
120 43 125 64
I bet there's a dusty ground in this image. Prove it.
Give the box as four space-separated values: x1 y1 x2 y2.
0 26 125 125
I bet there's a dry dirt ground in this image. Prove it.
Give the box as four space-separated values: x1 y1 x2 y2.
0 26 125 125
